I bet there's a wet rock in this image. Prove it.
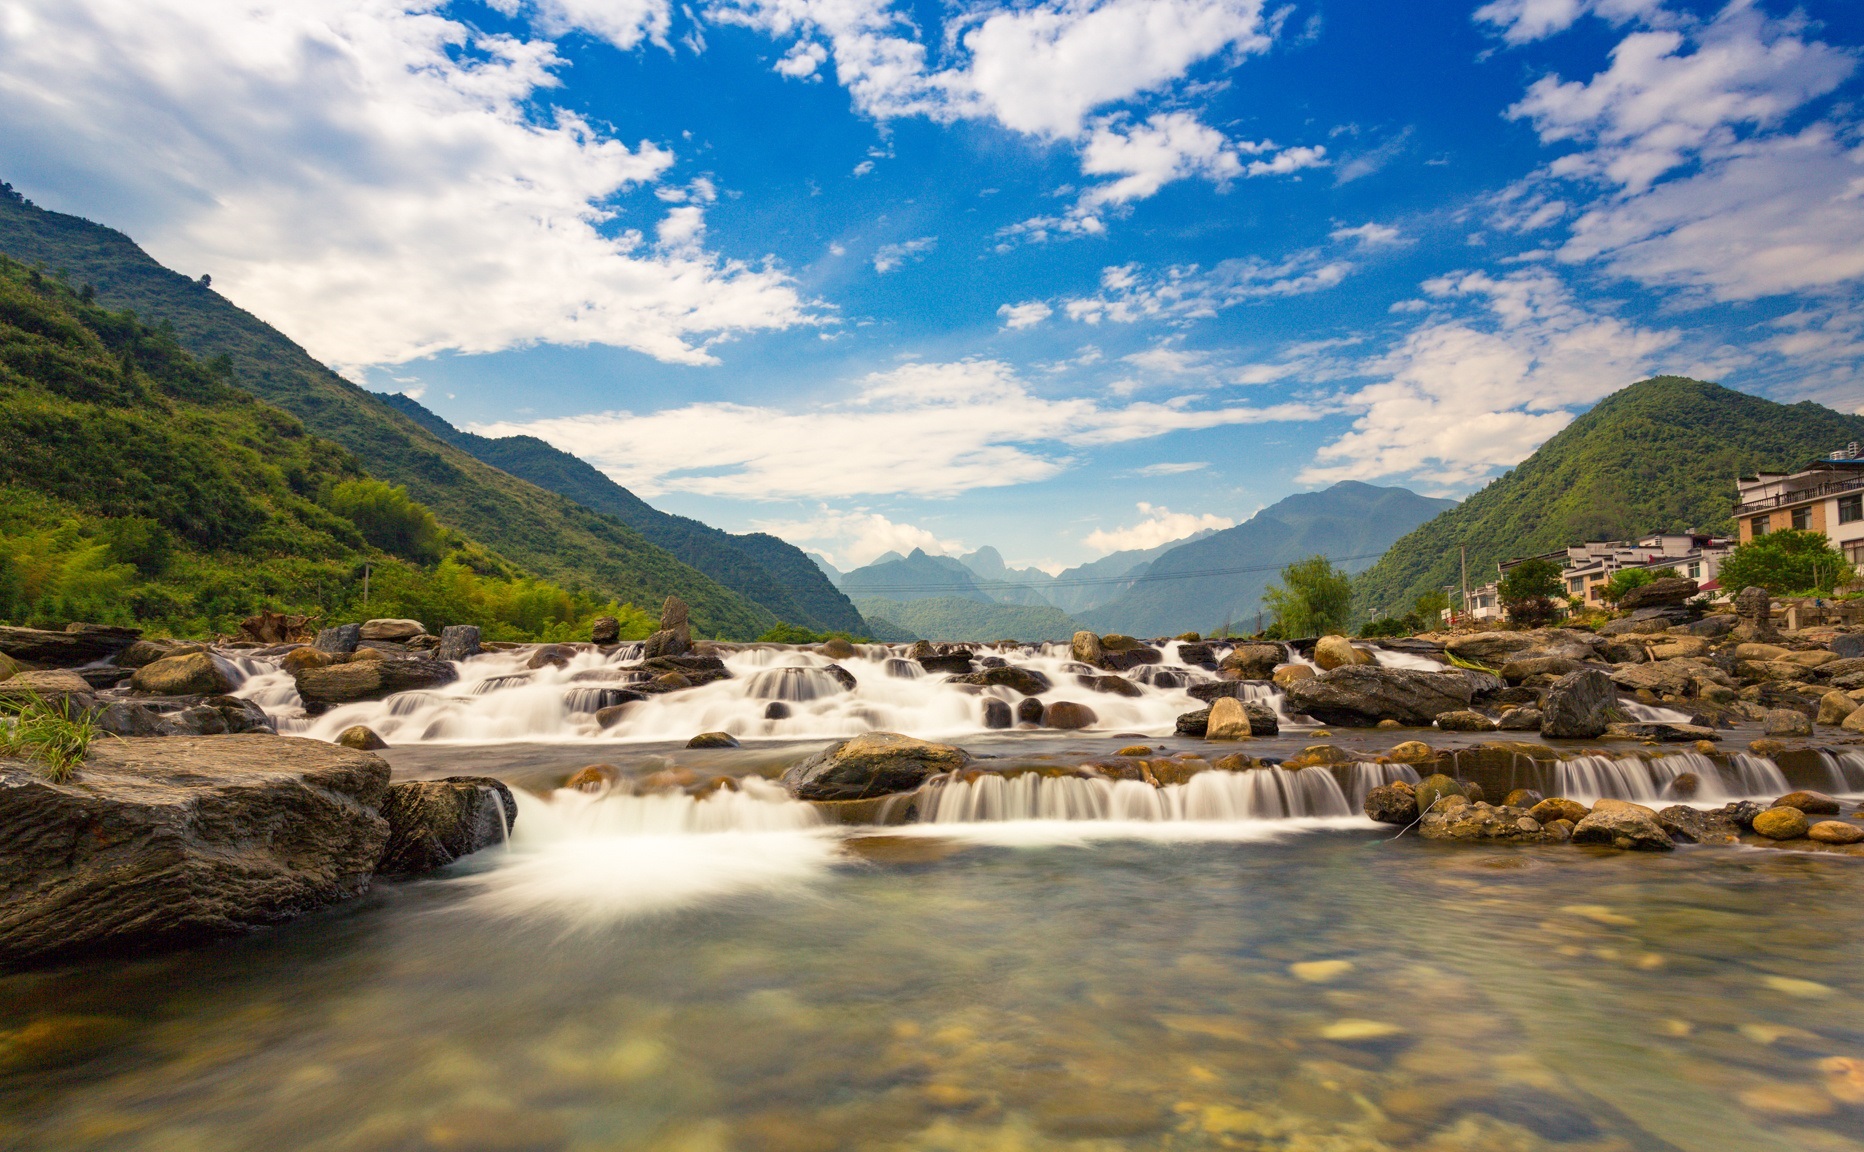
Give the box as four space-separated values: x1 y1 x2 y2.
782 732 970 801
335 726 388 751
0 669 92 703
981 698 1012 729
650 672 692 691
1528 797 1589 825
593 703 633 729
1365 782 1419 825
436 625 481 663
818 663 858 692
1044 701 1098 729
293 658 459 714
1818 689 1862 725
1220 643 1285 680
1435 709 1496 732
1414 773 1464 814
1421 801 1560 843
1572 800 1675 851
1669 772 1700 798
1088 674 1144 697
1444 633 1538 663
112 639 196 669
1283 665 1474 727
1749 737 1789 755
0 624 139 667
1099 645 1162 672
1115 743 1154 757
819 637 856 660
1504 788 1544 808
1540 669 1618 739
1496 707 1543 731
0 736 390 964
526 644 576 670
1606 721 1720 742
687 731 739 749
565 765 618 791
764 701 791 721
281 646 334 676
1272 663 1314 688
1314 635 1373 670
131 650 235 698
1760 708 1812 737
1016 698 1045 725
1773 790 1841 815
360 619 424 642
1616 577 1699 611
588 616 620 645
1070 630 1104 667
1175 707 1211 737
1657 805 1740 844
1187 680 1243 703
376 777 516 875
1242 700 1279 736
918 652 975 674
1206 697 1252 740
952 666 1051 696
1751 806 1811 840
1808 820 1864 844
313 624 361 656
1386 740 1435 765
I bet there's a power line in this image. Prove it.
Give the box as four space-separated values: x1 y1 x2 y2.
840 552 1388 595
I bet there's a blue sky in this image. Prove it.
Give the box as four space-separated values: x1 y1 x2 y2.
2 0 1861 571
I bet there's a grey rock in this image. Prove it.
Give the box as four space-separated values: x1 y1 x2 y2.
1175 708 1211 737
1282 665 1474 727
1831 633 1864 660
1016 697 1045 725
314 624 362 656
1763 708 1813 737
1497 707 1543 731
1716 800 1766 830
1686 615 1738 638
360 619 424 642
293 658 459 713
1364 782 1418 825
1420 802 1562 843
1242 700 1279 736
376 777 516 875
590 616 621 645
1540 669 1618 739
0 736 389 964
1616 577 1700 610
918 652 975 674
951 666 1051 696
1187 681 1245 703
1435 709 1497 732
436 625 481 663
1571 802 1675 851
1605 721 1719 742
0 624 139 667
981 698 1012 729
781 732 969 801
1656 805 1740 844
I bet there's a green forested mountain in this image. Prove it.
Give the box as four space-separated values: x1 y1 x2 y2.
851 596 1083 643
0 255 660 639
380 393 865 634
1080 482 1454 637
1357 376 1864 615
0 186 777 638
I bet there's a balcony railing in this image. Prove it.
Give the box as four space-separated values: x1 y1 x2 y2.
1735 471 1864 515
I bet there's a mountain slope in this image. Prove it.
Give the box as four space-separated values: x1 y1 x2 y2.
839 549 996 603
0 186 775 638
1081 482 1455 636
851 597 1082 642
1357 376 1864 615
379 393 865 634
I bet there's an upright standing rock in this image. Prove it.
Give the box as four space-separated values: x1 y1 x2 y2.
590 616 621 645
1734 586 1778 642
376 777 517 874
643 595 693 658
1206 696 1253 740
314 624 362 656
1070 631 1104 668
435 625 481 663
1540 669 1617 739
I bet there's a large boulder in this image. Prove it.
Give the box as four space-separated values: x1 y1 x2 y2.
1571 799 1674 851
0 624 139 667
1734 586 1777 641
293 658 459 713
1044 701 1098 729
1282 666 1474 727
376 777 517 875
313 624 362 656
93 696 274 738
951 666 1052 696
0 736 389 964
1615 577 1699 611
1070 631 1104 667
590 616 621 645
1540 669 1617 739
1206 696 1252 740
130 651 234 697
1313 635 1372 671
781 732 969 801
0 669 93 702
435 625 482 663
642 595 694 659
1420 802 1563 844
1243 700 1279 736
1364 781 1418 825
1443 633 1537 664
360 619 425 642
1220 643 1284 680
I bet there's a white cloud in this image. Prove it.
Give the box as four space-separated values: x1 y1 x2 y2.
0 0 810 374
997 300 1053 329
1299 269 1679 488
1329 222 1406 247
1134 461 1209 475
1063 257 1353 323
1474 0 1662 46
494 0 673 49
873 235 936 273
1078 112 1244 207
775 37 827 77
1084 502 1233 553
753 507 962 568
1122 346 1209 373
475 359 1323 500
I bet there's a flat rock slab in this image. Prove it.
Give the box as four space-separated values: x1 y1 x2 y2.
377 777 517 875
0 736 390 966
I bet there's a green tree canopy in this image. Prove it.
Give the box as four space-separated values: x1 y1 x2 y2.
323 479 446 565
1499 557 1565 626
1264 556 1353 637
1717 530 1849 595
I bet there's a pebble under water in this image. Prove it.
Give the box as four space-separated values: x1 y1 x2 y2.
3 762 1864 1152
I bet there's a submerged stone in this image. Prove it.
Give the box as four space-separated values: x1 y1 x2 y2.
376 777 517 875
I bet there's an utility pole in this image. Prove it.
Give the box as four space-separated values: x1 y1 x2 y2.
362 563 371 610
1459 546 1470 624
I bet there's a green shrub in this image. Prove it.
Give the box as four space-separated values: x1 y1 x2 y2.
322 479 446 564
1264 556 1353 638
1 691 100 782
1717 530 1849 596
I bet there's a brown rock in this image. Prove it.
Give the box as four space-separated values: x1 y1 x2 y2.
1773 790 1841 815
1572 801 1675 851
781 732 969 801
1808 821 1864 844
1272 663 1314 687
359 618 425 642
1387 740 1436 764
1206 696 1252 740
281 646 335 675
1528 797 1589 825
130 651 233 697
1044 701 1098 730
334 725 387 751
1751 806 1811 840
1434 709 1496 732
1314 635 1373 670
377 777 516 874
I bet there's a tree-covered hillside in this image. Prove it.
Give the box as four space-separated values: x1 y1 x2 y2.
1356 376 1864 615
851 597 1083 643
0 256 654 639
380 393 866 634
0 184 777 638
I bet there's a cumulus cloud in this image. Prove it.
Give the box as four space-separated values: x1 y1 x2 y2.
1474 0 1663 45
752 507 963 568
1134 461 1210 475
476 359 1323 500
997 300 1053 329
873 236 937 273
1496 1 1863 304
0 0 810 375
1084 502 1234 553
1062 257 1353 324
1330 222 1406 247
494 0 674 49
1299 269 1679 489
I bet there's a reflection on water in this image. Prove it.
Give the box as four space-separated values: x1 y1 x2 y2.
4 802 1864 1151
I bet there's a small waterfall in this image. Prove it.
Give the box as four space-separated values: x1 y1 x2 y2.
745 667 852 702
912 767 1352 824
1623 701 1694 724
1725 753 1789 799
1344 762 1420 808
530 776 821 835
1554 752 1789 803
1814 752 1864 795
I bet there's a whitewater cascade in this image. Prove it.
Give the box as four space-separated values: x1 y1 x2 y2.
1553 752 1790 804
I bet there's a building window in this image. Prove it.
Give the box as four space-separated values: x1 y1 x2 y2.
1568 578 1583 595
1686 562 1700 578
1792 506 1811 531
1840 494 1862 524
1848 541 1864 570
1751 515 1769 538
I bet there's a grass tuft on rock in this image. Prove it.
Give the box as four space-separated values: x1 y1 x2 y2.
0 691 99 782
